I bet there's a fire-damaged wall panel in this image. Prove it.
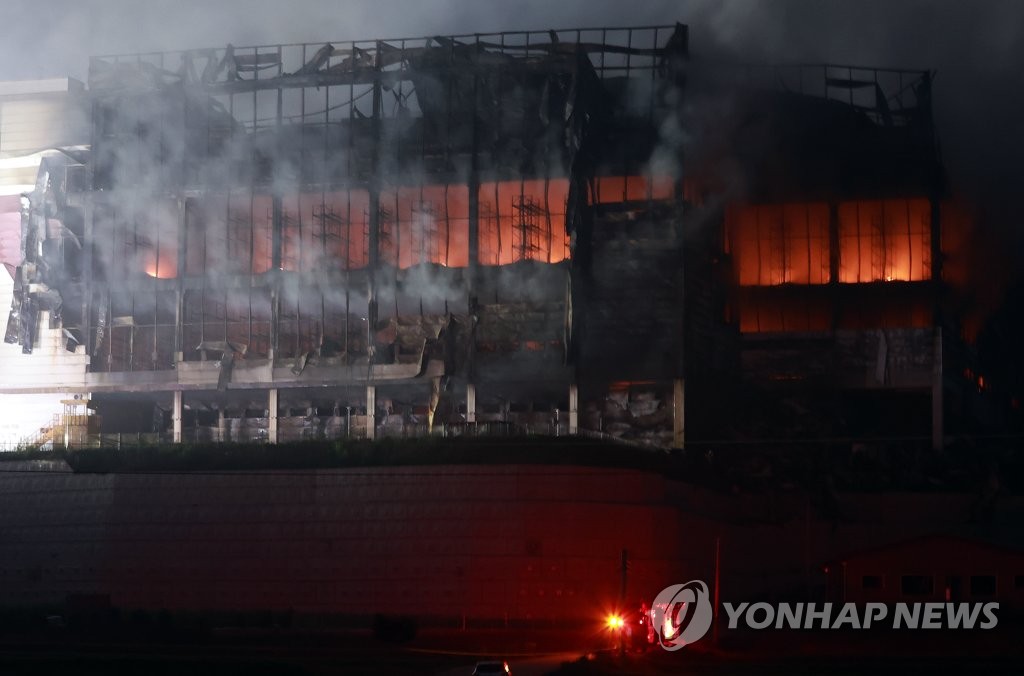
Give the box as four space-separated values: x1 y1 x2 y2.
577 202 684 380
76 27 687 398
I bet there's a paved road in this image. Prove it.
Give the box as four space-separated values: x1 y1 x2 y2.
437 651 582 676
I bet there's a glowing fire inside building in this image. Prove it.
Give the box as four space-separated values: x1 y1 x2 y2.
0 23 983 452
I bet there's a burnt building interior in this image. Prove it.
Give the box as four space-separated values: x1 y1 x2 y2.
4 23 978 450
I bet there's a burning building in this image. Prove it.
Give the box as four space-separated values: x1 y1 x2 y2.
0 23 969 450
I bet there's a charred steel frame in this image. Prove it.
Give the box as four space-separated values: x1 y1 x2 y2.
76 25 689 379
4 22 953 447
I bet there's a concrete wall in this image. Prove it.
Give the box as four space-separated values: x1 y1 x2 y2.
0 79 86 159
741 328 935 389
0 464 682 621
661 485 1024 605
1 462 1020 621
832 537 1024 607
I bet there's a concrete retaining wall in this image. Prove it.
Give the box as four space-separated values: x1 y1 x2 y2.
0 464 681 621
2 462 1020 622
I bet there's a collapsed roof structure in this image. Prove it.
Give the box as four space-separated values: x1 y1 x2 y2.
1 23 976 451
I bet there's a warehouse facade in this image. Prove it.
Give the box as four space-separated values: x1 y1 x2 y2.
2 23 964 450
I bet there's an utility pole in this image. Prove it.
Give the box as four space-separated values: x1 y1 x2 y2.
620 548 628 603
619 548 628 656
713 536 721 646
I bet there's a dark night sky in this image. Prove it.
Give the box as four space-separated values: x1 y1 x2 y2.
1 0 1020 254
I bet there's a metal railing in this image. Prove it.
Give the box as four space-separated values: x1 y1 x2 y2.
1 417 583 452
89 25 676 94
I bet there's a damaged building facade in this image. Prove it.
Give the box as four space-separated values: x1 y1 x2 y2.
1 24 969 449
0 78 91 447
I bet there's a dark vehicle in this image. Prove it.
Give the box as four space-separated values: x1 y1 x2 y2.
472 660 511 676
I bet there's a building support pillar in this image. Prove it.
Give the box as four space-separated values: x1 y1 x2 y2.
174 194 186 362
932 328 944 451
366 385 376 440
81 198 94 357
428 376 442 434
673 378 685 450
467 54 480 308
466 383 476 424
268 388 279 444
929 168 944 452
568 384 578 435
172 390 183 444
217 406 226 443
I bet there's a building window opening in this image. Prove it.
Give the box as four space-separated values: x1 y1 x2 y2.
969 575 996 597
727 202 830 286
838 198 931 282
900 574 934 597
862 574 883 590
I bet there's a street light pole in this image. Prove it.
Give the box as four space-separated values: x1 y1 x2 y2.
714 535 721 646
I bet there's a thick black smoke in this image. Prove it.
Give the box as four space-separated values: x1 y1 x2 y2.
3 1 1019 216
